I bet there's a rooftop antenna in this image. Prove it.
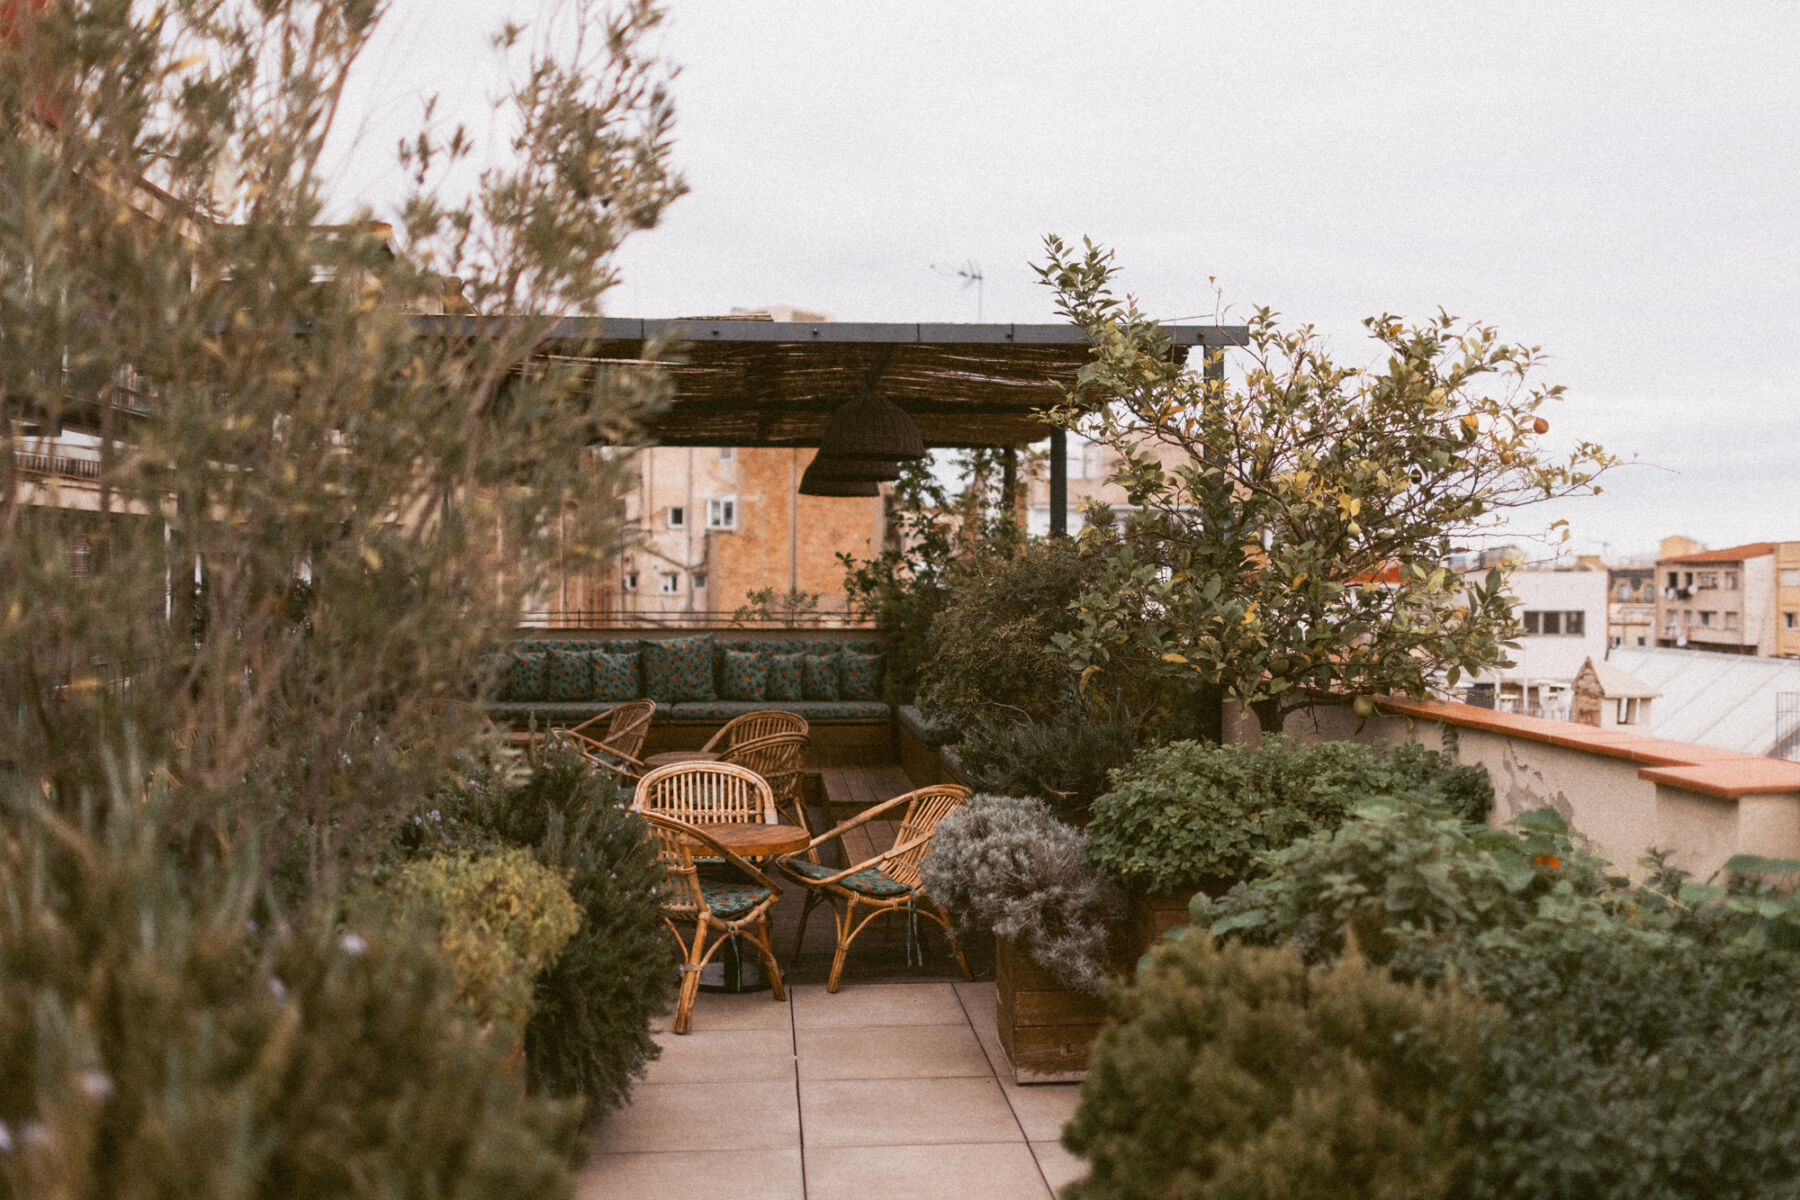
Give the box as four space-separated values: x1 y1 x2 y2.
930 260 984 321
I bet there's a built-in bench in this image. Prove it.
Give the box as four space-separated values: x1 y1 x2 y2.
484 631 895 766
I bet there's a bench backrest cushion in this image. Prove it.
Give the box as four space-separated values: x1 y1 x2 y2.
588 647 642 702
643 634 717 702
764 650 806 702
720 649 769 701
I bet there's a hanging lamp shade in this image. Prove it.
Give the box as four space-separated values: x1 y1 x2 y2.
798 459 881 497
816 392 926 461
804 452 901 483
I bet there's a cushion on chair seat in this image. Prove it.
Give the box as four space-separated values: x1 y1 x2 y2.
699 881 774 920
783 859 914 898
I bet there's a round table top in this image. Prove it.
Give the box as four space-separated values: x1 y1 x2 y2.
642 749 724 769
680 821 810 857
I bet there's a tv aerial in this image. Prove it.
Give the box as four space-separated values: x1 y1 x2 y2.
930 259 984 322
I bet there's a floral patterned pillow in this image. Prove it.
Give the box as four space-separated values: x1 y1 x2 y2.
502 650 549 702
542 645 592 701
801 651 841 701
840 651 883 701
721 650 769 701
588 649 641 701
642 635 716 702
765 650 806 702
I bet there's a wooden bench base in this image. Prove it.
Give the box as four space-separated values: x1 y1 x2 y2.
643 717 893 767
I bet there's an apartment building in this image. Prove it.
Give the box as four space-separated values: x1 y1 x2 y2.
1654 539 1800 658
1463 563 1610 718
1607 565 1656 648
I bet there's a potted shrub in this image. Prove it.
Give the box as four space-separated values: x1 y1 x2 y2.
1085 736 1492 959
922 794 1122 1082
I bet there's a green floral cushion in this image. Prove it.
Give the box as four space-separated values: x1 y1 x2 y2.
643 635 716 703
840 652 883 701
588 649 641 701
765 651 806 702
802 651 841 701
542 645 591 701
502 650 548 701
699 881 774 920
721 650 768 701
783 859 913 898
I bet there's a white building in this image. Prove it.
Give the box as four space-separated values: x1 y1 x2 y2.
1464 566 1610 719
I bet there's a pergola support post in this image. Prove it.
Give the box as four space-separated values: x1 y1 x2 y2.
1048 427 1067 538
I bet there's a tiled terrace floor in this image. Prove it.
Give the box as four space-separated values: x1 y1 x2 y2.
579 980 1087 1199
581 765 1089 1197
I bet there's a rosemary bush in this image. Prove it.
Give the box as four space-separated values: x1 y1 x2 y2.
921 794 1120 993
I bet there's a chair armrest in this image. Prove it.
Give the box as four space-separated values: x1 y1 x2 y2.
798 791 916 854
563 706 621 738
779 830 934 886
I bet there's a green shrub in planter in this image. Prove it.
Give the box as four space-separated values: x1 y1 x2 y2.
389 848 582 1035
411 750 668 1113
0 777 582 1200
921 794 1121 993
1063 934 1488 1200
1086 736 1492 895
955 711 1138 823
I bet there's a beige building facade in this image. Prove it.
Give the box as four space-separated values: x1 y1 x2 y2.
1654 539 1800 657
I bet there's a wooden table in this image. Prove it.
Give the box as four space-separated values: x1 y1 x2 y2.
642 749 723 769
677 821 810 858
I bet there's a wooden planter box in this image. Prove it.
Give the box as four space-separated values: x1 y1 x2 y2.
1127 887 1202 963
995 935 1112 1084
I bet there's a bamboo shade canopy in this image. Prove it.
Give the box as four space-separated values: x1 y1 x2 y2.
420 316 1247 449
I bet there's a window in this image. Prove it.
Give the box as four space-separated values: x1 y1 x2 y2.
1685 571 1694 588
1616 698 1641 725
706 495 736 530
658 573 680 595
1699 611 1714 627
1615 583 1630 602
1636 636 1647 646
1522 610 1585 636
1724 612 1739 630
1784 570 1800 588
692 571 707 590
1788 612 1798 630
718 447 735 462
1725 571 1739 590
1667 571 1680 589
1697 571 1718 589
667 505 685 529
622 572 638 592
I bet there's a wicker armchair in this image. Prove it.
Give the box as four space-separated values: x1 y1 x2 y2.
642 810 786 1034
718 731 812 835
778 784 973 992
700 709 809 755
634 759 777 826
550 699 655 781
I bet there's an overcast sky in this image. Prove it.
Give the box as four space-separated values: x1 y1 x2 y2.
331 0 1800 563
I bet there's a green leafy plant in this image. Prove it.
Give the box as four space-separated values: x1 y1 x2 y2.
0 766 583 1200
1036 236 1614 733
954 710 1139 823
1064 934 1489 1200
732 586 822 626
388 848 582 1035
921 794 1121 993
409 749 669 1113
1086 736 1492 897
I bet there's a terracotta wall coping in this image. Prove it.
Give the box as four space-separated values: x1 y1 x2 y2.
1373 697 1800 801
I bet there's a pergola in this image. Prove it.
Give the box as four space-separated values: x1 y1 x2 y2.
449 316 1247 534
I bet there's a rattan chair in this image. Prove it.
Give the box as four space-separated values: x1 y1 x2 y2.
719 731 811 835
778 784 974 992
641 810 786 1034
634 759 777 826
550 699 655 781
699 709 809 756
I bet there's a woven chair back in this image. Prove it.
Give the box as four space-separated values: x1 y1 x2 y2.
717 709 809 750
885 784 970 889
720 731 811 827
636 760 776 825
604 699 656 758
642 811 704 917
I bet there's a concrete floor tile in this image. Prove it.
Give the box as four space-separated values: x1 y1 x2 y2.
800 1077 1023 1147
791 981 966 1028
591 1080 799 1153
577 1147 803 1199
649 986 792 1034
1031 1139 1090 1194
806 1142 1051 1200
796 1022 991 1080
643 1028 797 1084
1002 1081 1082 1143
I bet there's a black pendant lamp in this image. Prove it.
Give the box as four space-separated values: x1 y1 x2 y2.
805 452 901 483
798 466 880 497
816 392 926 462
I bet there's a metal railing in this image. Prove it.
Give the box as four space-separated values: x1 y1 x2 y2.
13 449 103 480
517 607 874 631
